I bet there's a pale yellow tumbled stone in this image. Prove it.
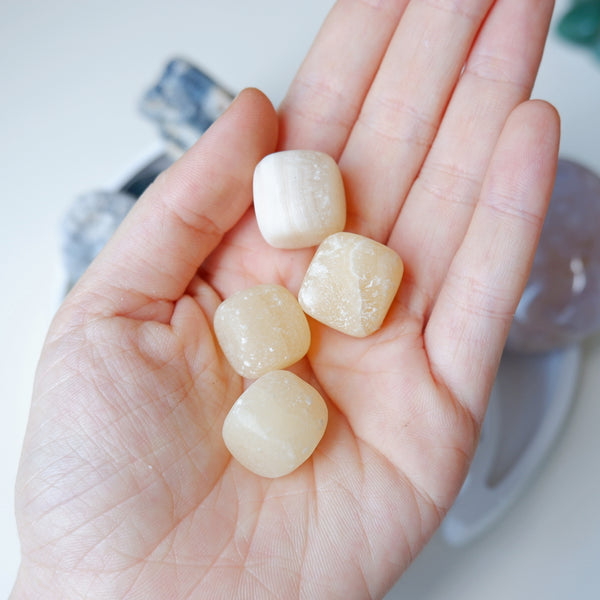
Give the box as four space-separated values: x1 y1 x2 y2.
214 284 311 378
298 232 404 337
222 370 328 478
253 150 346 249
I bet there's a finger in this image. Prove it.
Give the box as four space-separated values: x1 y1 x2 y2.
339 0 495 241
425 100 560 422
76 88 278 319
389 0 555 317
278 0 409 155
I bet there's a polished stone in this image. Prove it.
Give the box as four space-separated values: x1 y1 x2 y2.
299 232 403 337
253 150 346 249
222 370 328 478
214 284 311 378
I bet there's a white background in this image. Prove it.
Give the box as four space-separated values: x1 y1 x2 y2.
1 0 599 597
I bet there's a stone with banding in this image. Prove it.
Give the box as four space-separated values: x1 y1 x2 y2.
298 232 404 337
253 150 346 248
222 370 328 478
214 284 311 378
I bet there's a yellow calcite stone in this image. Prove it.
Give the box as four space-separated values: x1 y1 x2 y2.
214 284 311 378
222 370 328 478
253 150 346 249
298 232 404 337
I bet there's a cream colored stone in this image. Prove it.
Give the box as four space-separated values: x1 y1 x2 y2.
222 370 328 478
214 284 310 378
298 232 404 337
253 150 346 248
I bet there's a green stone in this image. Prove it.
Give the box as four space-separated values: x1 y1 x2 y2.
557 1 600 45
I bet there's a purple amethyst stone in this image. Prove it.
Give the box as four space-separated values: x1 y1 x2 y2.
507 158 600 352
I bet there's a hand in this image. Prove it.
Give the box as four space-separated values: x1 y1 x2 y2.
13 1 559 598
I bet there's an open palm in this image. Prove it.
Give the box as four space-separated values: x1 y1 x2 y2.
14 1 559 598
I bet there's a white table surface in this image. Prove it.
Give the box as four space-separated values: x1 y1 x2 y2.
1 1 599 597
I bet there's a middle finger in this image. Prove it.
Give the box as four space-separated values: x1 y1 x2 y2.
339 0 495 241
388 0 555 317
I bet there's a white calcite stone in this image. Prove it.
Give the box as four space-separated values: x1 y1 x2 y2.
222 370 328 478
253 150 346 248
213 283 311 378
298 232 404 337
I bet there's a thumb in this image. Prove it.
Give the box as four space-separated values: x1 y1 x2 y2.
75 88 278 319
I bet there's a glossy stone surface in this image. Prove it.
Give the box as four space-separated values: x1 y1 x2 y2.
253 150 346 248
222 370 328 478
299 232 404 337
214 284 311 378
507 159 600 352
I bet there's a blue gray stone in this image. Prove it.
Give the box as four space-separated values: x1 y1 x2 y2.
61 190 137 289
62 59 236 289
140 57 235 153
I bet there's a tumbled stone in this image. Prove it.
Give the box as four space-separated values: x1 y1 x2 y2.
222 370 328 478
298 232 403 337
253 150 346 249
214 284 311 378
